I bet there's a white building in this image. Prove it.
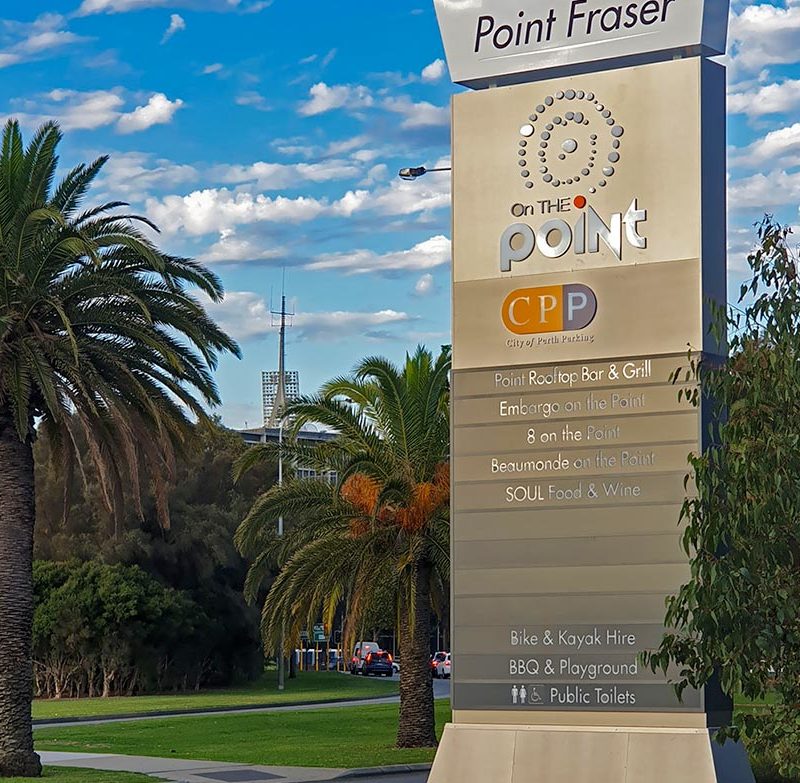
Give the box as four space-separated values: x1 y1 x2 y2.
261 370 300 426
236 425 338 485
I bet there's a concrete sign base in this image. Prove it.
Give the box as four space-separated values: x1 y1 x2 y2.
428 723 755 783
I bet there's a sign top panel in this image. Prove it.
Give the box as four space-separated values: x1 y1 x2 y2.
433 0 729 88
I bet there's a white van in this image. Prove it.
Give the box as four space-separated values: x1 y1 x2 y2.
349 641 380 674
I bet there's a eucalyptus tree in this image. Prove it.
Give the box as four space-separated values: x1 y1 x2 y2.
235 346 450 748
644 218 800 778
0 120 239 777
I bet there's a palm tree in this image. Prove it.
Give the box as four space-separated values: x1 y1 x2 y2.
0 120 240 777
235 346 450 748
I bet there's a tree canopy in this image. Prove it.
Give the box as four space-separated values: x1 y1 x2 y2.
644 218 800 777
235 345 451 748
0 120 240 777
34 419 276 693
0 119 239 530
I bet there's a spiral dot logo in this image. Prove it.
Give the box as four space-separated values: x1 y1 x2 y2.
517 89 624 194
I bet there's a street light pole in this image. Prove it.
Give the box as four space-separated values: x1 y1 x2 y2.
278 416 285 691
270 286 292 692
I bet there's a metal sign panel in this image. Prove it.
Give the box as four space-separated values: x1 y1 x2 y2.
434 0 729 88
449 57 727 724
313 624 327 643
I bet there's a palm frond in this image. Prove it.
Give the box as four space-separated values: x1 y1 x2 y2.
0 121 241 532
236 344 452 663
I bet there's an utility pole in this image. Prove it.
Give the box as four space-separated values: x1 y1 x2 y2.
269 281 293 690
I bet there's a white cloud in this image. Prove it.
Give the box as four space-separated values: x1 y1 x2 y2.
368 161 451 216
421 59 446 83
77 0 268 14
733 123 800 168
9 88 125 130
0 14 88 68
199 229 285 264
414 273 438 296
7 89 184 135
352 148 381 164
727 226 759 280
360 163 388 186
324 135 370 157
292 310 415 341
729 2 800 76
306 236 451 275
273 143 316 158
116 93 184 133
145 188 364 236
382 96 449 129
161 13 186 44
728 170 800 209
294 160 364 183
728 79 800 118
211 159 361 189
144 159 450 237
235 91 269 110
49 88 124 129
298 82 373 117
19 30 83 54
201 290 273 341
97 151 197 200
202 63 223 74
202 290 414 342
243 1 272 11
331 189 369 216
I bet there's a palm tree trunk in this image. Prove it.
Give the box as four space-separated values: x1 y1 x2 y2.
396 561 437 748
0 410 42 777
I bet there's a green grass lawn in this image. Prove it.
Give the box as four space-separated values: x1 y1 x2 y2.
35 701 451 769
33 671 397 721
6 769 160 783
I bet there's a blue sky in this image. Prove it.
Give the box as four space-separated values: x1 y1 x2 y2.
1 0 798 427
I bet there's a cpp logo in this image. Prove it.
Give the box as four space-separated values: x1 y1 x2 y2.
502 284 597 335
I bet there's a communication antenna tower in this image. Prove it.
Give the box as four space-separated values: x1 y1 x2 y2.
268 271 293 692
267 273 294 430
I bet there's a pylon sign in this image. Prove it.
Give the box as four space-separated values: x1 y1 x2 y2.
430 0 753 780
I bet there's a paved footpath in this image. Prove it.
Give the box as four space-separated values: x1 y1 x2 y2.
39 751 431 783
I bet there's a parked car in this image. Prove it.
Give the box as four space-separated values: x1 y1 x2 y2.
430 651 448 678
363 650 394 677
392 659 400 675
436 652 451 679
350 641 381 675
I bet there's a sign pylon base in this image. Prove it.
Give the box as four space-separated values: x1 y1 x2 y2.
428 723 754 783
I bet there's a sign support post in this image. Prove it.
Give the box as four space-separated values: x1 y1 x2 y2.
431 1 754 780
